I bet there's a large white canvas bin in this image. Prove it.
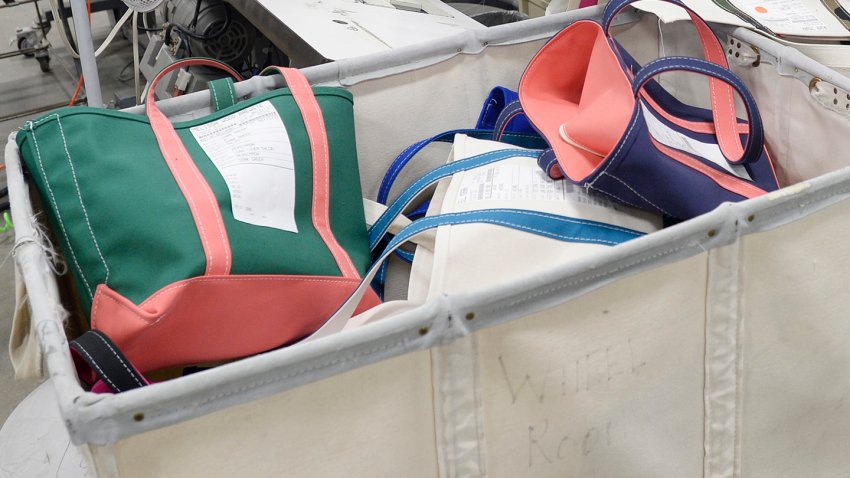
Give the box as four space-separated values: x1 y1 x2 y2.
6 6 850 477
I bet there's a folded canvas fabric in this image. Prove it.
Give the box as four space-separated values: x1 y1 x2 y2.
9 265 43 379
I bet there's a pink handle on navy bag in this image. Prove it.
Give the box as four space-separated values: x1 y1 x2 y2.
631 56 765 168
602 0 753 165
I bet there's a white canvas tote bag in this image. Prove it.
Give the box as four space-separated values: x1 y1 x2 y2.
348 135 662 329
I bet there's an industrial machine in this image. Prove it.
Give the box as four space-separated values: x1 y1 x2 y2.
135 0 524 102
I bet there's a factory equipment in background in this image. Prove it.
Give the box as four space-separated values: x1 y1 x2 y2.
127 0 284 106
19 0 528 108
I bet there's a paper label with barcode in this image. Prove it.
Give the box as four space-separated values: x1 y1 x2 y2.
455 162 624 210
640 102 752 181
190 101 298 233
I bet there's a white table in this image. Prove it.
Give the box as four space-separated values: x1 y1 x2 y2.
227 0 484 66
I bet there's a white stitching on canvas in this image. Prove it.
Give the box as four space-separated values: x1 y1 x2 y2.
292 71 358 278
498 241 692 312
100 276 361 325
29 117 94 298
55 116 111 285
691 22 742 162
91 332 145 388
589 184 650 212
188 339 405 410
605 172 673 216
73 341 122 392
211 84 221 111
185 151 231 273
589 111 640 189
165 141 214 274
226 79 237 105
370 149 540 249
140 275 360 306
397 210 628 246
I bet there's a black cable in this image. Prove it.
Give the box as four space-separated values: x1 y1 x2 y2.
170 2 230 40
117 60 135 83
0 202 9 214
191 0 202 28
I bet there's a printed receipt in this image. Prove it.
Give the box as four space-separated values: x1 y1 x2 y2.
732 0 831 34
455 162 624 210
640 102 752 181
190 101 298 233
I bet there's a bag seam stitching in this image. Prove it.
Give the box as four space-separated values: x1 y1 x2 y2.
55 116 111 285
28 117 94 298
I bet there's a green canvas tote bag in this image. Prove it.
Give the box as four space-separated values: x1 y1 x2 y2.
16 58 379 379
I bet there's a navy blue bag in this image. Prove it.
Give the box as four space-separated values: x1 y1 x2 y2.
518 0 779 221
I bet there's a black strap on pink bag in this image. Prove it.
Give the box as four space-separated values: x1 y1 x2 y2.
70 331 149 393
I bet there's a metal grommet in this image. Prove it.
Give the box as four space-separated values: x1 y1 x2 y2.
133 413 145 422
809 77 821 93
708 229 717 238
750 46 761 67
465 312 475 321
419 327 429 336
747 215 755 222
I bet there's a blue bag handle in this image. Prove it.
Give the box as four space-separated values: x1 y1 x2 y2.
476 87 519 129
379 129 487 204
369 149 542 251
631 57 765 167
309 207 644 341
491 100 529 142
537 149 562 180
378 129 545 205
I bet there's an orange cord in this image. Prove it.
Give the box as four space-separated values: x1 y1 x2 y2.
69 74 84 106
0 164 6 171
69 0 93 107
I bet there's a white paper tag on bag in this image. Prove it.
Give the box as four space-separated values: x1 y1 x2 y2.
455 162 621 209
640 102 752 181
190 101 298 233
